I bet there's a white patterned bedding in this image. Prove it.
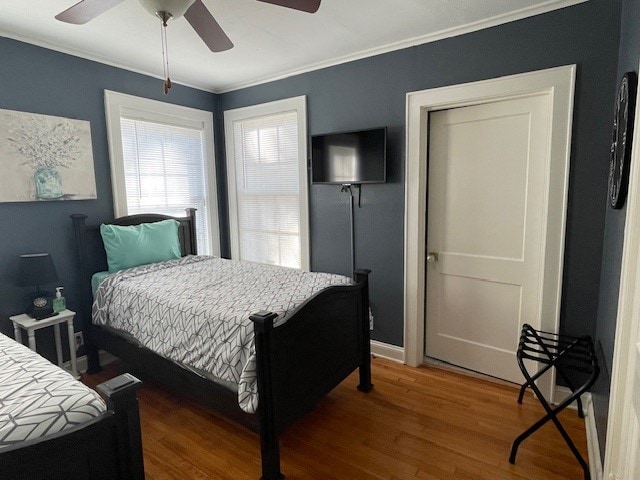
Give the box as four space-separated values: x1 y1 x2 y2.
0 333 106 448
93 256 354 413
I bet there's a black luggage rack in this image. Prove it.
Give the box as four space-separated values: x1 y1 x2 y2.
510 323 599 480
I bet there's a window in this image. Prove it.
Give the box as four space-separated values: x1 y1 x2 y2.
224 96 309 270
104 90 220 255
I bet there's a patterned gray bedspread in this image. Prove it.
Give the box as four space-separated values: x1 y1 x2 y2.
93 256 353 413
0 333 106 448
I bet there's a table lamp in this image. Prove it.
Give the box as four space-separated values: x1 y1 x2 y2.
17 253 59 320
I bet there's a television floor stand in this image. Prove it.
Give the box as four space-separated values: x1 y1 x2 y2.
340 184 361 272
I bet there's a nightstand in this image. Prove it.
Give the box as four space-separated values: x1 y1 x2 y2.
10 309 79 379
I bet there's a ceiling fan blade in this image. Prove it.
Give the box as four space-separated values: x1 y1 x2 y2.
258 0 321 14
184 0 234 53
55 0 125 24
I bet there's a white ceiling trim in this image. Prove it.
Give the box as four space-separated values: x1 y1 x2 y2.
0 29 213 93
219 0 587 93
0 0 587 95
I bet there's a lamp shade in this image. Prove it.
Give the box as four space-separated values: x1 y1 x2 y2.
17 253 59 287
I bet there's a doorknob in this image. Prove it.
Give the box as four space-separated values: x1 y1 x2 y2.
426 252 438 263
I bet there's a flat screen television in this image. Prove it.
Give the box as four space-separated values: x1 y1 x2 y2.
311 127 386 184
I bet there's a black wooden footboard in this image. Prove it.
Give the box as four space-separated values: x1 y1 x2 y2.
252 269 372 479
0 374 144 480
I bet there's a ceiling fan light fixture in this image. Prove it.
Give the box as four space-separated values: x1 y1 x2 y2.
138 0 196 19
55 0 322 91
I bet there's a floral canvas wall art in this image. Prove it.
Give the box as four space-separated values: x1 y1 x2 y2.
0 108 97 202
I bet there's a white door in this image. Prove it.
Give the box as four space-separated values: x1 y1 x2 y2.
425 94 551 384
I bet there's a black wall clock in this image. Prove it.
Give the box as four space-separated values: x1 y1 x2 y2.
608 72 637 209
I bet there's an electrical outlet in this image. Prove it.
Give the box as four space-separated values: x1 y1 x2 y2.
74 331 84 351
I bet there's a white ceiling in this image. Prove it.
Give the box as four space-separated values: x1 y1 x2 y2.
0 0 584 93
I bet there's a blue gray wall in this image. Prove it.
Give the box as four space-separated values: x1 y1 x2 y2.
0 37 217 361
592 0 640 461
0 0 626 410
218 0 622 346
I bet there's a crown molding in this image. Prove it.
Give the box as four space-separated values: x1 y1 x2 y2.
217 0 587 93
1 0 586 95
0 30 216 94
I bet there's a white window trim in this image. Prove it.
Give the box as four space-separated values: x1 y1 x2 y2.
224 96 310 271
104 89 221 256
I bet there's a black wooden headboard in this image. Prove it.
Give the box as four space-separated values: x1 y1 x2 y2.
70 208 197 327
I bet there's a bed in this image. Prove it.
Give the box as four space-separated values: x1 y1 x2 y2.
0 332 144 480
71 208 373 480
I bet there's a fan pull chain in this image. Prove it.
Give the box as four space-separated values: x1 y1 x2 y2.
160 16 172 95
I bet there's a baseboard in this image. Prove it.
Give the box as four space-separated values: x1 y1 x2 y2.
63 350 118 374
75 343 406 371
78 344 404 371
553 387 602 480
370 340 404 363
554 385 583 410
585 394 603 480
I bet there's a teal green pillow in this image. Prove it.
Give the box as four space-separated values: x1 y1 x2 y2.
100 219 181 272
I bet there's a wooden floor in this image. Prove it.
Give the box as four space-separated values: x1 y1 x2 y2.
84 358 588 480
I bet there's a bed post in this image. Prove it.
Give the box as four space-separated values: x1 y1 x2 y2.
250 311 284 480
354 269 373 393
185 208 198 254
71 214 101 374
97 374 145 480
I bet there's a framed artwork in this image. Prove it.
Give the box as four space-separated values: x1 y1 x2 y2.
608 72 637 209
0 108 97 202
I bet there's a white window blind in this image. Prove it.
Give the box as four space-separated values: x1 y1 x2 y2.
232 111 302 268
120 117 211 254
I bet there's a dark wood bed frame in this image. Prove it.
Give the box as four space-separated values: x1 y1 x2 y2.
70 209 373 480
1 373 144 480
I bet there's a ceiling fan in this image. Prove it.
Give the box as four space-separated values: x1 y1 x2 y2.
55 0 321 92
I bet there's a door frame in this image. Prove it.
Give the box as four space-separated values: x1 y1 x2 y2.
403 66 576 398
604 61 640 480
